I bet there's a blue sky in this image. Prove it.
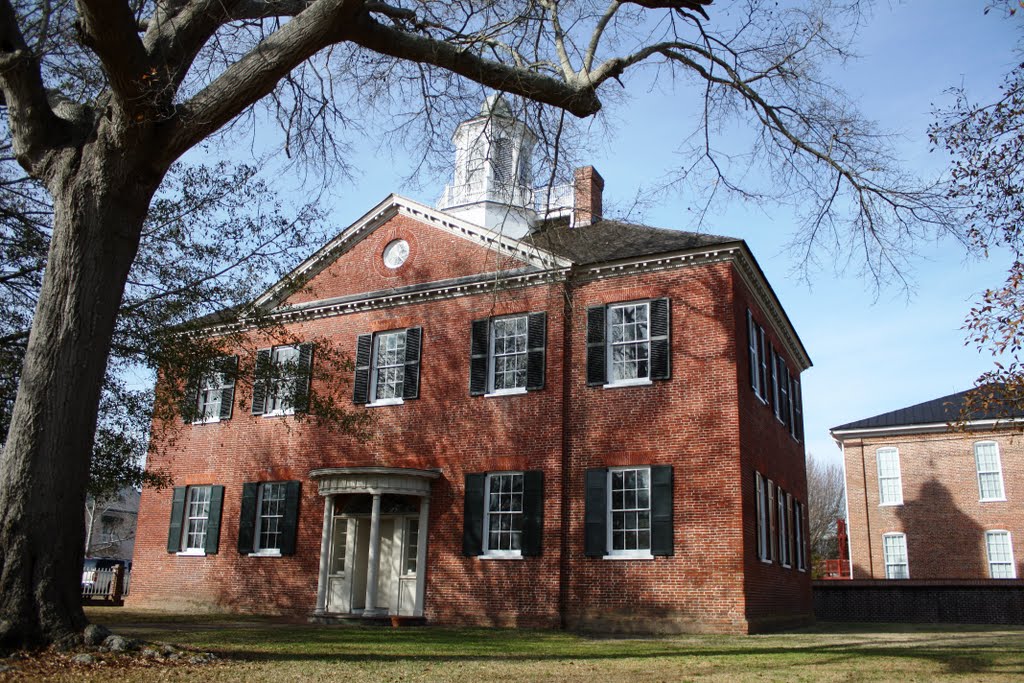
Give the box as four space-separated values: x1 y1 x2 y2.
198 1 1021 468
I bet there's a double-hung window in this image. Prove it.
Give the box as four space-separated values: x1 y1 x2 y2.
975 442 1006 501
463 471 543 557
985 531 1016 579
187 356 237 423
777 487 790 567
353 328 422 405
484 472 524 556
586 299 670 387
755 472 770 562
252 344 314 416
166 485 224 555
883 532 909 579
585 465 673 558
876 447 903 506
237 481 301 556
469 313 546 395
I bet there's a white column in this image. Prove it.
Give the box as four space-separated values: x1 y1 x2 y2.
314 495 334 615
414 497 430 618
363 493 384 617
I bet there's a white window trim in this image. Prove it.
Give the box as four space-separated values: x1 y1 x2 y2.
176 549 207 557
482 471 525 559
486 314 529 395
604 300 653 388
369 330 406 405
403 517 421 575
262 345 300 418
756 472 770 564
985 530 1017 579
876 447 904 506
181 485 212 553
605 466 653 559
253 482 286 555
975 441 1007 502
193 363 231 425
882 532 909 579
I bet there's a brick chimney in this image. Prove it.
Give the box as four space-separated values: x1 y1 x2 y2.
573 166 604 227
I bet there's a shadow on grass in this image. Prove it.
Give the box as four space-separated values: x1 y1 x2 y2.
91 613 1024 679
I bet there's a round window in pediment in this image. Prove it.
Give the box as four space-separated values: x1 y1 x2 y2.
382 239 410 269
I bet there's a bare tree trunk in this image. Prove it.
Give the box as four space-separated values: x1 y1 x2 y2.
0 143 158 648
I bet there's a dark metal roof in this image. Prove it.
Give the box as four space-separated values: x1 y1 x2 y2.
524 219 738 265
831 386 1020 431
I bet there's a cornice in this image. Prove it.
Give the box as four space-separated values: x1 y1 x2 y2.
830 417 1024 442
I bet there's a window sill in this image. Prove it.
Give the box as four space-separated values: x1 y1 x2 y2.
979 497 1007 503
480 553 524 560
602 553 654 560
191 417 221 425
760 558 772 565
248 550 282 558
262 410 295 418
878 502 904 507
484 388 528 398
176 550 206 557
603 379 653 390
366 398 404 408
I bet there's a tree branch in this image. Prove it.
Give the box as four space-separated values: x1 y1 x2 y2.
0 0 68 172
75 0 154 111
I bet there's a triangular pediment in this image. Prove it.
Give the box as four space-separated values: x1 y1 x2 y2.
251 195 571 314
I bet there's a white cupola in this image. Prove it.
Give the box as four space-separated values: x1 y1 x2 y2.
437 94 538 238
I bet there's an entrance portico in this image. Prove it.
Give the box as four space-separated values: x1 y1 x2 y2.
310 467 440 619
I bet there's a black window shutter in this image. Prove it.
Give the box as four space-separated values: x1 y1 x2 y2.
754 472 764 560
778 355 790 425
251 349 272 415
353 334 373 404
167 486 187 552
279 480 301 555
463 474 485 556
650 465 674 556
218 355 238 420
182 367 201 423
584 468 608 557
526 312 547 391
747 310 758 392
586 306 607 387
758 328 769 399
649 298 671 380
769 346 779 417
793 378 804 441
204 485 225 554
237 482 258 554
521 471 544 556
293 343 314 412
469 318 490 396
402 327 422 400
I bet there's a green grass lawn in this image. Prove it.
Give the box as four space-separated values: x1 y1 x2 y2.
15 608 1024 681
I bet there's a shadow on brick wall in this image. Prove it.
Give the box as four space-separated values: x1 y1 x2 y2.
897 479 984 579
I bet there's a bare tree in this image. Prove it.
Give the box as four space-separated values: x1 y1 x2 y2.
1 0 961 646
806 453 846 563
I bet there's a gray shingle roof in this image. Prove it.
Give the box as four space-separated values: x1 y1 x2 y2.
524 219 739 265
831 386 1020 432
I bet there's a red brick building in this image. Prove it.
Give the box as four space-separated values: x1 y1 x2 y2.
129 97 813 633
833 389 1023 581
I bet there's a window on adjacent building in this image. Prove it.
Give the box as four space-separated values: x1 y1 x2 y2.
985 530 1016 579
876 447 903 506
755 472 770 562
586 299 670 387
404 518 420 575
237 481 301 556
469 313 546 396
353 328 422 405
584 465 673 558
166 485 224 555
251 344 313 416
484 472 524 556
463 471 543 557
883 533 909 579
975 441 1006 501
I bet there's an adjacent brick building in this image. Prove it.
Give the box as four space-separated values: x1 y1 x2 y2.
129 96 813 633
833 389 1023 581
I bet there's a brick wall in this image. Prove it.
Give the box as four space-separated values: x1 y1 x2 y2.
814 580 1024 624
129 214 812 633
842 430 1024 580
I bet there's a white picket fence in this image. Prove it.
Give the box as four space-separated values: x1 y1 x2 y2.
81 567 131 601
